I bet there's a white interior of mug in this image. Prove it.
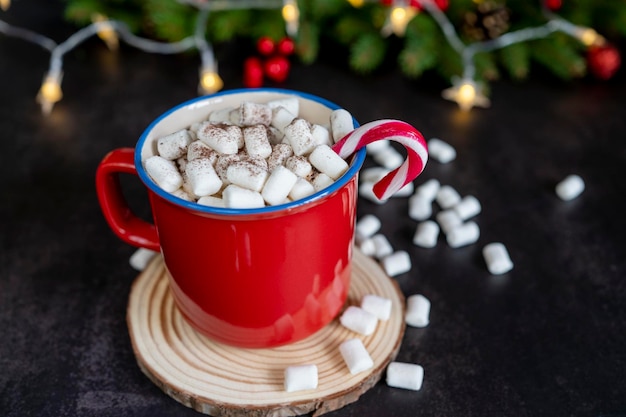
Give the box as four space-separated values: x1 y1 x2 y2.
134 88 367 215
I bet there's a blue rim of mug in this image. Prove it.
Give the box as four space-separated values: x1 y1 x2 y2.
135 88 367 215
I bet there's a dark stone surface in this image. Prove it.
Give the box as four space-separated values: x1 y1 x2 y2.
2 2 625 416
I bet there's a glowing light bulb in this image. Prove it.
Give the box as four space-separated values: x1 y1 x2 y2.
578 28 605 47
442 78 490 111
346 0 364 8
199 68 224 95
282 0 300 36
92 14 119 51
37 71 63 115
1 0 10 11
384 5 417 37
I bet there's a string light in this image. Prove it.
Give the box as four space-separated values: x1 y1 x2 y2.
36 70 63 115
92 14 119 51
0 0 10 12
441 77 490 111
282 0 300 37
346 0 365 8
382 1 418 37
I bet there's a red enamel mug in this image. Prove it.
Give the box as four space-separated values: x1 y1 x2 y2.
96 89 367 348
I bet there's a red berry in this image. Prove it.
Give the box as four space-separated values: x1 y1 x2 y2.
244 57 264 88
380 0 392 5
544 0 562 11
587 44 621 80
435 0 449 11
264 56 291 83
256 37 275 56
277 37 295 56
409 0 423 10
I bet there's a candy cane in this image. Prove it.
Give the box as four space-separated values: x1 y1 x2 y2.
332 119 428 200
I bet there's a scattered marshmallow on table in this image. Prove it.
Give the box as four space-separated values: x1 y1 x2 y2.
358 237 376 257
359 182 387 204
371 234 394 259
427 138 456 163
340 306 378 335
436 185 462 209
454 195 482 220
129 248 158 271
555 174 585 201
360 167 390 183
408 194 433 221
413 220 440 248
339 338 374 375
372 146 404 170
415 178 440 202
284 364 318 392
381 251 412 277
405 294 430 328
145 156 183 193
392 181 414 197
355 214 382 242
483 242 514 275
386 362 425 391
365 139 390 155
361 294 392 321
436 209 462 235
446 221 480 248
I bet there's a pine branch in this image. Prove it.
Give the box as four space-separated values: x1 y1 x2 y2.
499 42 530 80
349 32 386 74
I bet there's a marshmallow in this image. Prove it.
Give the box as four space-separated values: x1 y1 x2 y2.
224 124 244 149
340 306 378 335
365 139 390 155
289 178 316 200
359 182 387 204
157 129 192 160
392 182 414 197
371 234 393 259
171 188 193 201
285 155 313 178
483 242 514 275
243 125 272 159
185 157 223 197
339 339 374 375
261 165 298 206
237 101 272 126
197 122 239 155
355 214 381 242
381 251 412 277
267 143 294 171
284 118 316 156
436 185 462 209
129 248 158 271
310 124 332 147
187 140 218 163
555 174 585 201
271 106 297 132
308 145 349 180
372 146 404 170
413 220 440 248
427 138 456 163
215 154 241 184
408 194 433 221
454 195 482 220
446 221 480 248
358 238 376 257
222 184 265 208
415 178 440 202
197 195 225 208
312 173 334 191
436 209 463 234
208 106 234 123
284 364 318 393
360 167 390 184
267 126 284 145
226 161 269 192
330 109 354 143
145 156 183 192
267 96 299 116
386 362 424 391
361 294 392 321
405 294 430 327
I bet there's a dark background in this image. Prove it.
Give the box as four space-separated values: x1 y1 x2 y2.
2 1 625 416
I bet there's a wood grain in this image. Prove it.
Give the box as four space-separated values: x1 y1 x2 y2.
127 248 406 417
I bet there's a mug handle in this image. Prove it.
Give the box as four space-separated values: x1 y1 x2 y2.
96 148 160 252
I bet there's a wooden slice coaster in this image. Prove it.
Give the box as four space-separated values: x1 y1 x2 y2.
127 248 406 417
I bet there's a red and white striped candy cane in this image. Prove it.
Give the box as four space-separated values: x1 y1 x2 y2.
332 119 428 200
